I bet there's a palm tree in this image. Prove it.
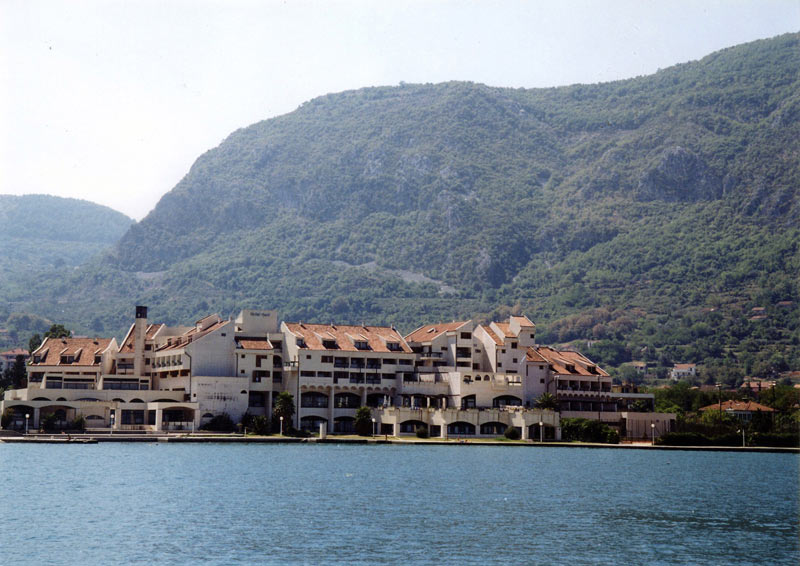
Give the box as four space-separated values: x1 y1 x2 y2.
534 392 559 411
273 391 295 432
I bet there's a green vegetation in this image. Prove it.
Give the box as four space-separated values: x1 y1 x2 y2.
503 426 521 440
354 406 374 436
415 426 429 439
272 392 295 434
561 418 620 444
0 34 797 384
199 413 236 433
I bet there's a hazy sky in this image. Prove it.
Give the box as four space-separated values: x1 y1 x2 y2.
2 1 798 220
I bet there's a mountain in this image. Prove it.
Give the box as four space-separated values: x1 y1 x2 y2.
0 194 133 347
3 33 799 382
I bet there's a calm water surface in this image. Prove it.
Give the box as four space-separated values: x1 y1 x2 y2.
0 443 797 565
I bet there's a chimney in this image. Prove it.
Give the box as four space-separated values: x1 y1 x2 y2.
133 305 148 384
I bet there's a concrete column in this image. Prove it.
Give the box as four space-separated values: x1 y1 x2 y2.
393 421 400 437
426 396 431 408
328 388 335 433
155 408 163 431
361 388 367 407
522 422 529 440
440 421 447 439
555 426 562 441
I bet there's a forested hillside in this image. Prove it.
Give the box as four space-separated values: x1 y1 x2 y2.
2 33 798 383
0 194 133 347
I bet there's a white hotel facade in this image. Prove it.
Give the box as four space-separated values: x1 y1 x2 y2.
1 307 675 440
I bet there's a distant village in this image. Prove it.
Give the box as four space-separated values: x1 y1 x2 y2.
0 306 787 441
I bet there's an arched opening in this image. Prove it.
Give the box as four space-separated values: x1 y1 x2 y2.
400 420 427 434
366 393 388 408
493 395 522 408
33 397 50 401
460 395 476 410
301 391 329 408
300 415 327 433
130 398 144 403
333 416 355 434
334 392 360 409
528 423 555 441
447 421 476 436
480 421 507 435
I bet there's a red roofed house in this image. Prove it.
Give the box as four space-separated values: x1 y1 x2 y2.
0 348 29 373
699 400 775 422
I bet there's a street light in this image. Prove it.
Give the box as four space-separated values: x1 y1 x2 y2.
279 416 284 435
651 422 655 445
371 417 376 438
539 420 544 443
737 428 745 447
25 413 30 435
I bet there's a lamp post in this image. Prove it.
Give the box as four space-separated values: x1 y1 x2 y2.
371 417 376 438
738 428 745 447
279 416 284 436
539 420 544 443
651 422 655 445
25 413 30 435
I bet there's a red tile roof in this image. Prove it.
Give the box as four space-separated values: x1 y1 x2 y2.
493 322 514 338
698 400 775 413
1 348 28 357
156 320 230 351
237 339 273 350
405 321 469 343
479 325 502 345
284 322 412 353
31 337 113 366
525 348 547 363
534 346 609 377
120 323 164 352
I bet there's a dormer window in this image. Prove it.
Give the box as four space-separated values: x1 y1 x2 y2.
296 338 307 348
386 342 401 352
354 340 370 351
322 339 338 349
94 355 101 364
60 355 75 364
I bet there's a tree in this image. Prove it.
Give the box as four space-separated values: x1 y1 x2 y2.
44 324 71 339
10 355 27 389
534 392 559 411
29 333 42 353
273 392 295 432
354 406 373 436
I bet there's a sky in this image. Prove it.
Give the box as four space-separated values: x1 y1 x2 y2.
1 1 798 221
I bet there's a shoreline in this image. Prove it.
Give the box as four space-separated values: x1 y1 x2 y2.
1 433 797 453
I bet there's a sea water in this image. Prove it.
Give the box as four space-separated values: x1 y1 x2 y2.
0 443 797 565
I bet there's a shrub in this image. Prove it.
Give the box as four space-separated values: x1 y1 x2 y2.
200 413 236 432
504 426 521 440
70 416 86 432
561 417 619 443
250 415 271 435
41 413 58 432
415 426 429 438
1 409 13 429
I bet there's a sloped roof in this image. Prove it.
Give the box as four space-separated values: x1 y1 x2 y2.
405 321 469 343
120 323 164 352
698 400 775 413
156 320 230 351
31 337 114 366
236 339 273 350
533 346 609 377
284 322 412 353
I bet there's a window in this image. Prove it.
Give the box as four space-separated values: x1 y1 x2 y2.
221 333 226 337
513 358 518 363
322 339 338 349
386 342 402 352
440 347 447 351
460 332 471 339
398 359 412 366
241 354 245 359
306 354 311 359
511 342 517 349
354 340 370 351
540 378 545 383
321 356 333 363
94 355 101 364
241 370 245 374
498 363 503 368
383 359 396 365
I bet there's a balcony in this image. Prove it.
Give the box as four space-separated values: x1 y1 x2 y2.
419 351 443 359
